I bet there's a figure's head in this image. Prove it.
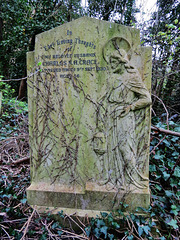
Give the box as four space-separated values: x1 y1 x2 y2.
109 49 129 73
103 37 131 64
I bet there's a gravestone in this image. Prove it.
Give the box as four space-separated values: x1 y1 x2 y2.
27 17 152 216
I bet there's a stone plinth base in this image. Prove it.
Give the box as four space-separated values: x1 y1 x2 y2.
27 182 150 216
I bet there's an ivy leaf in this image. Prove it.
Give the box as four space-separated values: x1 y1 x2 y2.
100 226 108 238
166 24 176 29
108 233 114 240
111 221 120 229
155 184 162 191
174 126 180 132
154 152 164 160
85 227 91 237
165 190 173 198
173 166 180 177
94 228 100 238
163 172 170 181
143 226 150 235
138 226 143 236
171 204 179 216
20 198 27 204
57 231 62 236
171 205 177 210
163 139 170 147
171 209 179 216
127 236 134 240
108 215 114 223
174 19 178 24
58 210 64 218
51 222 59 229
172 151 179 156
170 178 178 187
167 219 178 229
96 219 105 228
101 212 108 218
149 165 156 172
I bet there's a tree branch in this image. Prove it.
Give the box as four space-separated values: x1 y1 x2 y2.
151 126 180 137
152 94 169 130
12 156 30 165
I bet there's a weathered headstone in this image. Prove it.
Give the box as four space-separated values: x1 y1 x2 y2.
27 17 152 216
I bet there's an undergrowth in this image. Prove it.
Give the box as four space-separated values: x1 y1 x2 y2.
0 84 179 239
0 81 28 141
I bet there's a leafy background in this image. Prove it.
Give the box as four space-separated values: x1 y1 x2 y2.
0 0 179 239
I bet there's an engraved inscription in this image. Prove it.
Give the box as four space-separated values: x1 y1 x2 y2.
40 31 107 78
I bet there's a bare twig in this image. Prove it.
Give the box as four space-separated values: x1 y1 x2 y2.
20 208 36 239
126 217 142 240
167 155 180 181
0 224 11 239
65 214 87 235
151 126 180 137
150 135 166 155
129 217 144 240
152 94 169 130
1 70 39 82
12 156 30 165
41 219 57 240
75 215 86 228
60 229 88 239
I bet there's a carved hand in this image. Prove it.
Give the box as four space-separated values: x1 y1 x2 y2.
119 105 132 117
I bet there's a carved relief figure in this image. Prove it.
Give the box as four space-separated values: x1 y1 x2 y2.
94 38 152 189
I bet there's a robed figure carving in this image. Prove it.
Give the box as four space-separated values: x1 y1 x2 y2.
93 37 152 189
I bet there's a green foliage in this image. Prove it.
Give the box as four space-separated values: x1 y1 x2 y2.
84 207 158 239
0 0 82 94
83 119 180 239
145 0 180 114
0 82 28 140
0 94 179 239
0 80 15 98
155 21 179 110
87 0 138 25
0 167 63 238
150 117 180 237
0 1 179 238
0 167 30 238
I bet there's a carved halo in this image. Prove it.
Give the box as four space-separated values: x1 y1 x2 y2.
103 37 132 63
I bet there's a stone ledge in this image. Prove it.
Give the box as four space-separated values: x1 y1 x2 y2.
32 205 109 218
31 205 150 218
27 182 150 214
